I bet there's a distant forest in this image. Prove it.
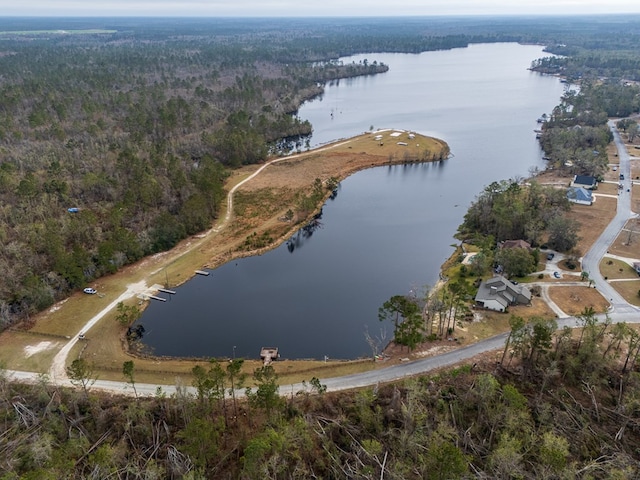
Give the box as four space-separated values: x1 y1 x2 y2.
1 15 640 329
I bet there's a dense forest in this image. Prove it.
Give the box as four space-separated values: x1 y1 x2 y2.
1 15 640 333
2 310 640 478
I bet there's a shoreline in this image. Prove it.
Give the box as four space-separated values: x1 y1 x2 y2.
1 130 452 382
126 130 451 361
3 117 632 389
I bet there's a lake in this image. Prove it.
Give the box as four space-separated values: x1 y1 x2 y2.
135 43 566 360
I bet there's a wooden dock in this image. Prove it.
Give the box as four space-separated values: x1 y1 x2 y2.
195 270 210 276
158 288 176 294
149 295 167 302
260 347 279 365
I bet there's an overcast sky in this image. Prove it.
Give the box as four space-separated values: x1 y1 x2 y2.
3 0 640 17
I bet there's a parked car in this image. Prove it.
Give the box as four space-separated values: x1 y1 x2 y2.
83 287 97 295
620 173 624 180
553 271 561 279
547 253 555 260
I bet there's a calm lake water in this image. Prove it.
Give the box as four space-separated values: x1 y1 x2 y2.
136 43 566 360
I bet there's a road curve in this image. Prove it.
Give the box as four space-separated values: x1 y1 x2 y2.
582 121 639 316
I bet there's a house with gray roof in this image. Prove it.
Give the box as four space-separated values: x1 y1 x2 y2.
567 186 594 206
474 276 532 312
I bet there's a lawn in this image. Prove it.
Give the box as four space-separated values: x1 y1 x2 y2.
568 196 617 257
608 218 640 259
548 285 610 316
609 279 640 307
601 257 638 280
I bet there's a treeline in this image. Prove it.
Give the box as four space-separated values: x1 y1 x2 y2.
3 310 640 478
536 82 640 179
0 14 567 332
453 178 579 285
528 20 640 176
532 48 640 83
457 179 575 251
0 25 389 330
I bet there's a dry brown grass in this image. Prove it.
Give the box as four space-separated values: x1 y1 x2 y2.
512 296 559 318
459 313 514 343
606 143 620 166
241 131 446 192
601 257 638 279
609 279 640 307
567 196 617 256
0 331 62 372
548 285 609 316
626 142 640 159
609 218 640 258
596 180 620 196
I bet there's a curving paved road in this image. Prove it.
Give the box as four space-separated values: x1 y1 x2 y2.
5 125 640 397
581 121 639 316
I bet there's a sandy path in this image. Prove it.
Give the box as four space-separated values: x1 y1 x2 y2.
48 280 151 383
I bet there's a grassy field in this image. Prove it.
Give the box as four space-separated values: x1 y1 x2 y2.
548 285 609 316
609 279 640 307
609 217 640 258
601 257 638 280
568 196 617 257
